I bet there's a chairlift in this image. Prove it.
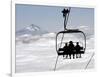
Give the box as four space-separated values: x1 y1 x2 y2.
54 7 86 71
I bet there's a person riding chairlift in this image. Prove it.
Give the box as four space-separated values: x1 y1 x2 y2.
75 42 83 58
63 43 68 59
62 41 75 59
68 41 75 59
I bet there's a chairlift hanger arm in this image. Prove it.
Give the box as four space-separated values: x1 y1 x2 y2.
62 7 71 30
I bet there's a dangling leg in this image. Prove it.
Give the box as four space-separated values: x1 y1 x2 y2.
69 54 71 59
73 53 75 59
76 54 78 58
79 54 82 58
63 54 64 58
63 52 66 59
63 55 66 59
66 54 68 59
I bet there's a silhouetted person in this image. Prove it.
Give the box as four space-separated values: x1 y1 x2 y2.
68 41 75 59
63 43 69 58
75 42 83 58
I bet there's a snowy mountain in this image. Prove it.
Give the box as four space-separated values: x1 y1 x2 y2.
78 26 94 38
16 32 94 72
16 25 94 44
16 25 94 72
16 24 48 43
16 24 48 36
63 25 94 39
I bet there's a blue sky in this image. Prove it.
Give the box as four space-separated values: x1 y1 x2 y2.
15 4 94 32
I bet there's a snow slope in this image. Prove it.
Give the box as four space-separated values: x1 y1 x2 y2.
16 31 94 73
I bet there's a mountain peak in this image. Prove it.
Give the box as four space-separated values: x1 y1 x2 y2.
16 24 48 36
26 24 40 31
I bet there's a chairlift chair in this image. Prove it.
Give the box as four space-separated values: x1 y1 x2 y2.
54 8 86 71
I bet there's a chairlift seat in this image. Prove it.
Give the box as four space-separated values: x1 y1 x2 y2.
58 47 85 56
